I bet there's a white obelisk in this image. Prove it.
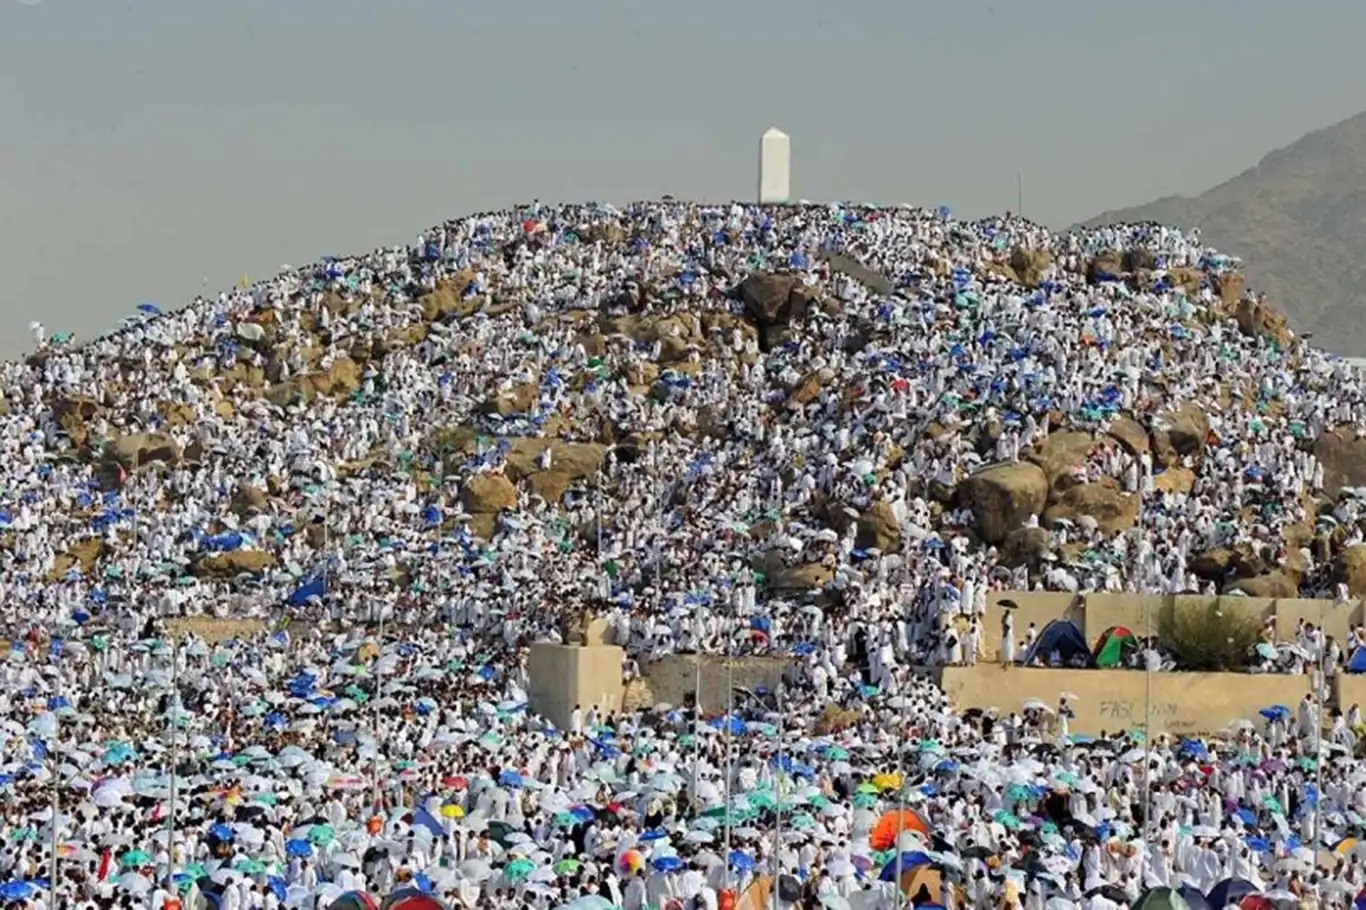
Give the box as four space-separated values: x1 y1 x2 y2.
758 127 790 204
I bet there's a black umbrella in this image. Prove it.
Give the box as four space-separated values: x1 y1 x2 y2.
777 875 802 903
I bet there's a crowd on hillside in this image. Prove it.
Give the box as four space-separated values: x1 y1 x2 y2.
0 201 1362 908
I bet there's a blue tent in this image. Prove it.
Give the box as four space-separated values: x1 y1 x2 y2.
1018 619 1095 668
1348 646 1366 674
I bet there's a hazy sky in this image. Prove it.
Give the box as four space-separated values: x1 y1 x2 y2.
2 0 1364 355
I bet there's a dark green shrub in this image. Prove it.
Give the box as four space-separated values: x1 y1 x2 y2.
1158 597 1261 671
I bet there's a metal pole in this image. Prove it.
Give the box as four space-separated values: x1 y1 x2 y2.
167 633 179 880
723 658 734 890
691 653 702 807
1313 600 1326 848
893 740 905 908
372 611 386 811
771 681 784 910
49 764 58 896
1143 595 1152 841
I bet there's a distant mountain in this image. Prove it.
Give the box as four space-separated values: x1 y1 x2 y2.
1083 111 1366 355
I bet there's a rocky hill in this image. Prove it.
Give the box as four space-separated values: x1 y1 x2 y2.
13 202 1366 637
1083 110 1366 355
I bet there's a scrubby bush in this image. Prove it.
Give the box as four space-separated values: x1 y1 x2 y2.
1158 597 1261 671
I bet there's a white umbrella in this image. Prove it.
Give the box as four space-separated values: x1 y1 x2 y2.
118 873 152 895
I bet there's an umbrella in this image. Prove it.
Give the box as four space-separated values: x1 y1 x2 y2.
870 809 929 850
1207 878 1258 910
382 889 448 910
329 893 379 910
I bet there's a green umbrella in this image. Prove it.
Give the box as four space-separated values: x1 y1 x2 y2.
234 859 267 875
307 824 335 847
120 850 152 868
504 858 535 883
554 859 581 875
993 810 1022 831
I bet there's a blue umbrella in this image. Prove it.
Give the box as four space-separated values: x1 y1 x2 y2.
0 882 35 902
285 839 312 858
1206 878 1258 910
137 303 162 315
728 851 755 871
651 856 684 872
878 852 932 881
498 770 524 789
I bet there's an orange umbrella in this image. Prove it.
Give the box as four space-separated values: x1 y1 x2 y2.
870 809 929 850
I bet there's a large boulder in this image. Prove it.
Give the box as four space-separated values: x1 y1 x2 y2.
192 550 277 579
54 394 102 448
1008 247 1052 288
106 432 182 471
1043 479 1139 535
157 401 198 427
1225 571 1298 599
480 381 541 417
264 356 362 406
1152 404 1208 468
855 501 902 552
787 371 824 409
1105 416 1150 456
231 485 270 517
1000 526 1053 569
1213 272 1245 310
417 271 478 321
1086 250 1123 283
505 440 608 506
463 474 518 513
1234 297 1295 349
1025 431 1094 492
960 462 1048 545
1313 428 1366 497
1336 545 1366 596
767 563 834 591
1153 467 1196 496
1190 547 1236 582
736 273 813 350
598 313 704 364
48 538 105 581
1121 249 1157 273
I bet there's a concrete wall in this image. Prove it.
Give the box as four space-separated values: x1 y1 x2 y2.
974 590 1351 663
1334 673 1366 712
941 665 1312 736
640 654 789 714
527 643 626 732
